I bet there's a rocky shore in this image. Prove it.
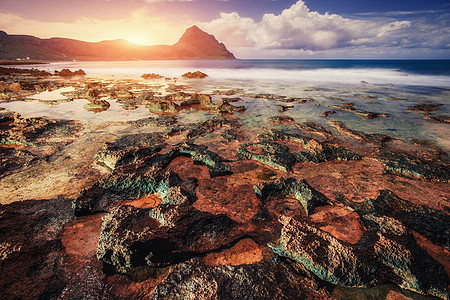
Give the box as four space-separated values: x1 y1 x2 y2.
0 67 448 299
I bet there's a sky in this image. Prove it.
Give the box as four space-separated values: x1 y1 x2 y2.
0 0 449 59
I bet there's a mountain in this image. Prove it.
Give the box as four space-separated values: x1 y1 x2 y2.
0 26 236 60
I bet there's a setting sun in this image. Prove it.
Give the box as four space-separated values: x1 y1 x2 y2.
126 35 148 45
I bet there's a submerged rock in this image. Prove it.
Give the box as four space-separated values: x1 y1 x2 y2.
330 103 389 119
322 111 335 117
126 116 178 128
424 115 449 124
330 120 392 144
278 104 294 112
216 99 246 114
407 103 443 115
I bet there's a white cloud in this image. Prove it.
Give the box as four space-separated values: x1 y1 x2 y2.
202 0 449 53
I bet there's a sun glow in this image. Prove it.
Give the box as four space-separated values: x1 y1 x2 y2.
126 35 149 45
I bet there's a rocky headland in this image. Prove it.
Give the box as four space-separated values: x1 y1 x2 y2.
0 26 235 61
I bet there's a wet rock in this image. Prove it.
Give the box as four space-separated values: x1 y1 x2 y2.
424 115 449 124
246 93 314 104
374 148 449 182
73 168 186 215
0 113 57 146
147 98 177 113
221 128 242 143
409 138 446 154
126 116 178 128
184 116 235 140
0 66 52 77
0 148 37 178
237 141 298 172
295 121 333 138
407 103 443 115
212 89 244 96
84 99 110 112
216 99 245 114
330 120 392 144
278 104 294 112
141 73 164 80
330 103 389 119
95 133 165 170
322 111 335 117
121 103 137 110
182 71 208 79
74 142 231 215
268 117 333 139
269 214 449 298
97 202 240 271
269 216 370 287
176 142 232 177
254 177 333 215
0 198 74 299
152 257 331 299
337 190 450 250
387 97 407 101
268 116 295 125
180 93 213 107
0 82 22 93
241 129 361 170
56 69 86 77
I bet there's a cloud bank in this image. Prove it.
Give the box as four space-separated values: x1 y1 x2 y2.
202 0 449 54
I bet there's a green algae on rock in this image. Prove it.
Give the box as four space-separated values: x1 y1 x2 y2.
337 190 450 250
374 148 450 182
254 177 333 215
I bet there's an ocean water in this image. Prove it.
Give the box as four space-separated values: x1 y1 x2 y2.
24 59 450 87
2 59 449 151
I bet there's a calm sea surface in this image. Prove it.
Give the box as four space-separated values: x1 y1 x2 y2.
22 59 450 87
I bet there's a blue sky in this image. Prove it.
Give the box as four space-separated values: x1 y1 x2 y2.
0 0 449 58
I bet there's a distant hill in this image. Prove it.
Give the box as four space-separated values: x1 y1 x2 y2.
0 26 236 61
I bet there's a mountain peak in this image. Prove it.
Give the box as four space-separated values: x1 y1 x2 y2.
176 25 235 59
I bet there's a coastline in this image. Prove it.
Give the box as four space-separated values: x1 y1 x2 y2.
0 64 449 299
0 60 48 66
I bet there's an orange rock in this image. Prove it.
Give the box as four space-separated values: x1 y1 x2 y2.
9 82 22 93
310 205 366 244
203 238 263 267
61 214 105 258
119 194 162 209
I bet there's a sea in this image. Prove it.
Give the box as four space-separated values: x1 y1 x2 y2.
2 59 450 151
26 59 450 87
